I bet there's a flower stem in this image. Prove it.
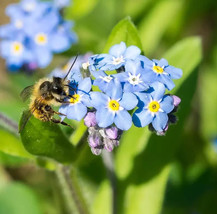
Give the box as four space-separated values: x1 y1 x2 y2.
0 113 18 135
55 164 89 214
102 151 117 214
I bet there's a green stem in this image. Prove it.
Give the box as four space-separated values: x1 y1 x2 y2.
102 151 117 214
55 164 89 214
0 113 18 136
69 122 87 146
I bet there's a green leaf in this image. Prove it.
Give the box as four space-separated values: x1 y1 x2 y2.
0 182 42 214
65 0 99 19
138 0 184 55
103 17 143 53
0 129 34 160
19 111 78 163
115 37 202 214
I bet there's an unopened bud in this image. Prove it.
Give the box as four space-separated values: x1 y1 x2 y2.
84 112 97 127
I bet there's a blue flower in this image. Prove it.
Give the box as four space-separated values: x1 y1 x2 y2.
87 42 141 72
0 0 77 71
140 56 183 90
92 70 117 93
115 60 149 92
59 78 92 121
0 37 34 71
90 80 138 130
50 53 91 82
133 82 174 132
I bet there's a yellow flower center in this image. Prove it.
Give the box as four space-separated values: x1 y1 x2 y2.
35 33 47 45
70 94 80 104
153 65 164 74
148 101 160 112
11 42 23 55
108 100 120 111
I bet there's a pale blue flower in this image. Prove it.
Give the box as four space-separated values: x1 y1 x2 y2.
133 82 174 132
59 78 92 121
140 56 183 90
90 79 138 130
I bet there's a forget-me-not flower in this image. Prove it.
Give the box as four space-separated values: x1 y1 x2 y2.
85 42 141 72
140 56 183 90
92 70 116 93
90 79 138 130
115 60 149 92
133 82 175 132
59 78 92 121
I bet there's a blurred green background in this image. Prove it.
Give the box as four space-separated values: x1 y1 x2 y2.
0 0 217 214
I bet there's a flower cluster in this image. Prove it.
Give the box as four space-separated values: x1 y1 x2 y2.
0 0 77 72
54 42 182 155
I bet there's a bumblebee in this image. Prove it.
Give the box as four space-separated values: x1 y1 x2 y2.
19 56 78 132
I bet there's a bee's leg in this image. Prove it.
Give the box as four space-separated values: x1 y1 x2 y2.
51 118 73 128
53 110 66 116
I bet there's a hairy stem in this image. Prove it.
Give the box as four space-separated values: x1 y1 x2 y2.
0 113 18 135
55 164 89 214
102 151 117 214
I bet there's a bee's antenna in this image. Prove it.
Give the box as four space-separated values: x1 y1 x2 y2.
64 54 79 81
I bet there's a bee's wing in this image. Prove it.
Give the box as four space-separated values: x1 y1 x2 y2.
20 85 34 102
19 109 34 133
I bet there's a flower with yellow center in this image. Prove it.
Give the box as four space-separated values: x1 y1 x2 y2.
11 42 23 56
70 94 81 104
152 65 164 74
108 100 121 111
35 33 48 45
148 101 160 113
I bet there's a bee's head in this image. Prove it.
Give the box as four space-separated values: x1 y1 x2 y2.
51 77 67 96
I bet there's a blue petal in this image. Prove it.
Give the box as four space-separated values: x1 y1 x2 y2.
160 95 174 113
109 42 126 57
125 60 138 75
133 108 153 127
115 72 128 82
81 94 92 107
90 92 109 108
152 112 168 132
165 65 183 79
153 58 168 67
0 41 10 57
78 77 92 93
134 92 151 108
139 55 153 68
159 74 175 90
105 79 122 100
96 108 114 128
34 47 52 68
124 46 141 60
119 92 138 110
66 103 87 121
50 34 71 53
114 110 132 130
92 70 106 79
150 82 166 101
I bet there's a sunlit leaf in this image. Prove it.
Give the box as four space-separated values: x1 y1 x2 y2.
103 17 143 53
